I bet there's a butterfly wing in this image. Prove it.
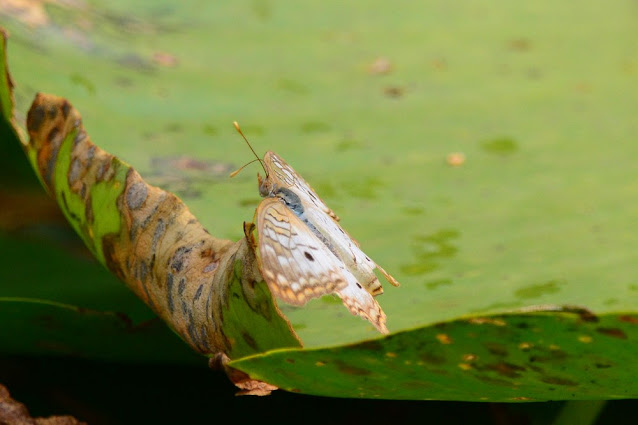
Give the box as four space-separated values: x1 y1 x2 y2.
262 151 341 222
263 150 399 295
302 203 400 295
256 197 388 333
336 278 388 334
256 197 347 305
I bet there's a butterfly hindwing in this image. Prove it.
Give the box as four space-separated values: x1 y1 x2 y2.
256 198 347 305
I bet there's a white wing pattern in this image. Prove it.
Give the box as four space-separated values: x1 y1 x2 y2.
257 198 388 333
254 150 399 334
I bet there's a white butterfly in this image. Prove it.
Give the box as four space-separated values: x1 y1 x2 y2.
233 124 399 333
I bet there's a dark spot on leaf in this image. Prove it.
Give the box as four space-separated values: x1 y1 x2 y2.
165 123 183 133
475 375 512 386
152 218 166 251
27 104 45 133
514 279 565 299
483 362 525 378
485 342 508 357
60 192 80 222
68 157 82 186
528 364 544 373
47 127 59 143
384 86 404 98
285 358 295 364
204 262 217 273
85 194 94 224
541 376 578 386
194 284 204 301
60 100 71 119
170 246 192 272
619 315 638 324
166 274 175 314
47 105 57 119
242 332 258 350
426 279 453 290
595 363 612 369
596 327 627 339
419 351 446 366
126 181 148 209
335 360 371 376
508 38 532 52
575 308 599 323
481 137 519 156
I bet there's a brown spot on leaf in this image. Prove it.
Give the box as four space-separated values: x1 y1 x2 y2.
596 327 627 339
619 315 638 324
541 376 578 386
335 361 371 376
126 181 148 209
61 100 71 119
484 362 525 378
485 342 508 357
47 126 59 143
419 351 446 365
26 103 45 133
242 332 258 351
384 86 403 98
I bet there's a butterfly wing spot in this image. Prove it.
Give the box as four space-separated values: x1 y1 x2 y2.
304 251 314 261
276 273 288 286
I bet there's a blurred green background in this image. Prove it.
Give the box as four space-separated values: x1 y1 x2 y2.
1 0 637 423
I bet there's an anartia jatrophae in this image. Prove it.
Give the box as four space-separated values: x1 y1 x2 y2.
233 123 399 333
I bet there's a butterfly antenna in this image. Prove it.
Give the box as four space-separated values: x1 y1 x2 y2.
231 121 268 177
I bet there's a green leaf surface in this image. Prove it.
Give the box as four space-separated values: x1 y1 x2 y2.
231 312 638 401
2 0 638 400
0 297 202 365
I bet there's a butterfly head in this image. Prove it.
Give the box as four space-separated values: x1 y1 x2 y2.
258 172 276 198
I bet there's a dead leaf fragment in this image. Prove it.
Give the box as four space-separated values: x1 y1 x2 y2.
210 353 278 396
0 383 86 425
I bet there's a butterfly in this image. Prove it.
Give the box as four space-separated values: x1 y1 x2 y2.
232 123 399 334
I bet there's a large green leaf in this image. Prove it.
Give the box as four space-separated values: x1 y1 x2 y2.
232 311 638 401
2 0 637 401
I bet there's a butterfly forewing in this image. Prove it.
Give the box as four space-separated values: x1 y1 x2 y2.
263 151 341 222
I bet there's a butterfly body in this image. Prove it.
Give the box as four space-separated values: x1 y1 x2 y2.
252 151 399 334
